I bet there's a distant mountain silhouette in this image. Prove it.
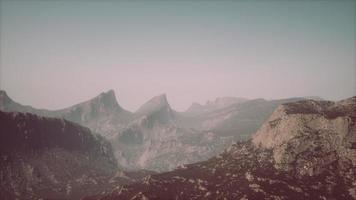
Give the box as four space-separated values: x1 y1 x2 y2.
186 97 248 115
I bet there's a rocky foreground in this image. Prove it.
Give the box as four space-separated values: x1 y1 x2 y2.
87 97 356 200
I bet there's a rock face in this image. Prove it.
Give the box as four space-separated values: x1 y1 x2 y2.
93 96 356 200
252 97 356 177
0 111 119 200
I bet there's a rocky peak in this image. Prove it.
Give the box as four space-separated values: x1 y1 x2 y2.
135 94 171 116
56 89 128 126
68 90 122 114
91 89 122 111
0 90 13 109
0 90 36 113
0 90 8 97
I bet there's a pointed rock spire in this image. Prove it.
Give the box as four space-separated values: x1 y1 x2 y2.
136 94 171 115
94 89 122 111
0 90 15 110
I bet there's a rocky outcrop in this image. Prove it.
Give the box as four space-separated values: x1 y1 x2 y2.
252 97 356 177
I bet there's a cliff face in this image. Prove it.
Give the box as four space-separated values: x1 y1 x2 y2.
252 97 356 177
0 111 118 200
93 97 356 200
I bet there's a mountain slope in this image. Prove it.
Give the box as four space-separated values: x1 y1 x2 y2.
94 96 356 200
0 110 121 199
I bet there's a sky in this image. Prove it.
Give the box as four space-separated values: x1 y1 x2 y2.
0 0 355 112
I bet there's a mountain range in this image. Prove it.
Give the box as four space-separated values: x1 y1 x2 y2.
85 96 356 200
1 91 354 199
0 90 321 171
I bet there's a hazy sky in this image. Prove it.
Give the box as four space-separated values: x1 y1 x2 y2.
0 0 355 112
